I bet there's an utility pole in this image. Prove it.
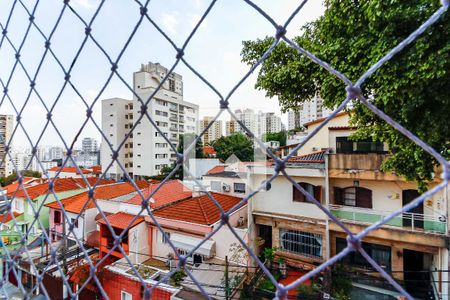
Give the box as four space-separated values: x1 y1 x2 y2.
225 255 230 300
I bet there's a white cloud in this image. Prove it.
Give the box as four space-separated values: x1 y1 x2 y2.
162 12 179 34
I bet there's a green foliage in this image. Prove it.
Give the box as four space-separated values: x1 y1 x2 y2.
262 247 277 263
241 0 450 188
331 264 352 299
0 170 42 187
211 133 254 162
297 284 317 299
170 269 187 286
262 131 287 147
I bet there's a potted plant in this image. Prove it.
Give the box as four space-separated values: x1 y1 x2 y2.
263 247 277 269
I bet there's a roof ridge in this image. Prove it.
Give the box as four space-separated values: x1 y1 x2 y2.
196 195 211 225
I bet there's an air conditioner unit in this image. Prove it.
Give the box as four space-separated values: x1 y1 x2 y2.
222 183 231 192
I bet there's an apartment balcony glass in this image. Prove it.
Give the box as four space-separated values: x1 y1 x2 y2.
329 204 446 234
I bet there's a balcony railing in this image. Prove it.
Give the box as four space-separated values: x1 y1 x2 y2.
329 204 447 234
328 153 390 171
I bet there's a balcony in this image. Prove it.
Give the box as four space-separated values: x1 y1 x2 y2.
169 117 178 122
328 153 390 171
100 236 129 258
170 127 178 132
329 204 446 234
169 106 178 112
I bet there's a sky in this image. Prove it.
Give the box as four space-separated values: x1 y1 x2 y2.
0 0 325 148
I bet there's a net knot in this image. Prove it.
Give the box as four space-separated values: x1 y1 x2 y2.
140 7 148 16
219 99 228 109
346 85 361 100
176 48 184 60
275 25 286 39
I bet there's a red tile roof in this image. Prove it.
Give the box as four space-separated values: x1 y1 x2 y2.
203 146 216 156
154 192 243 225
0 212 22 224
10 177 113 200
2 177 43 194
45 182 142 214
126 180 192 208
285 150 326 163
328 126 356 131
303 111 349 127
206 165 225 175
49 166 92 174
98 212 144 230
91 166 102 174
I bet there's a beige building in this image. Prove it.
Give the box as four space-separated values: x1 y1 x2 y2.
199 116 223 145
248 112 449 299
226 120 238 136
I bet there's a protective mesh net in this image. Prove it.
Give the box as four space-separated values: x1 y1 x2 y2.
0 0 449 299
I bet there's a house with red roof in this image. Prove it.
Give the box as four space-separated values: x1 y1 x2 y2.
48 166 93 179
6 177 113 237
45 181 146 244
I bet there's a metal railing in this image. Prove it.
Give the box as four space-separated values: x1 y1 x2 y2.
329 204 447 234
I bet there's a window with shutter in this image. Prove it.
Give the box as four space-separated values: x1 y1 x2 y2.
293 183 319 202
54 211 62 224
356 187 373 208
334 187 343 205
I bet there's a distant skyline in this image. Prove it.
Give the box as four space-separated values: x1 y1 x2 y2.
0 0 325 147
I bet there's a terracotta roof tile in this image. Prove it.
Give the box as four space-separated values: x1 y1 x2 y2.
126 180 191 208
45 182 141 214
303 111 348 127
154 192 243 225
98 212 144 230
206 166 225 175
0 212 22 224
10 177 113 199
49 166 92 174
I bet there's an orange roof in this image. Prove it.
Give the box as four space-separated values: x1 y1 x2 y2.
203 146 216 156
45 182 142 214
10 177 113 200
49 166 92 174
206 165 225 175
154 192 243 225
2 177 42 194
0 212 22 224
98 212 144 230
126 180 191 208
303 111 348 127
91 166 102 174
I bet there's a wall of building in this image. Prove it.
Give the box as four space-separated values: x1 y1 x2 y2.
202 175 248 198
250 172 327 220
129 222 149 264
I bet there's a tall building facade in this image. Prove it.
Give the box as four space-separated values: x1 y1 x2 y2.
199 116 223 145
82 137 98 154
101 62 199 180
227 109 283 137
0 115 13 177
287 96 332 130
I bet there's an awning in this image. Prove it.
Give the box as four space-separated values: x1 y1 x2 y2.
170 233 215 257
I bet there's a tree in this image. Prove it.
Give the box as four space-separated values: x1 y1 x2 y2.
0 170 42 187
262 131 287 147
241 0 450 188
211 133 254 162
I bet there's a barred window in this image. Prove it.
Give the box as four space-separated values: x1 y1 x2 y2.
279 229 322 258
234 182 245 194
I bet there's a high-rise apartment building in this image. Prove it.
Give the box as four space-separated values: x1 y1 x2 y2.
228 109 283 138
48 146 64 161
0 115 13 177
82 137 98 154
264 112 282 133
226 120 238 136
199 116 223 145
287 96 332 130
101 62 199 180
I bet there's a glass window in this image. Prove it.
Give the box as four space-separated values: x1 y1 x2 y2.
280 229 322 258
162 232 170 244
121 291 132 300
234 183 246 194
343 187 356 206
54 211 62 224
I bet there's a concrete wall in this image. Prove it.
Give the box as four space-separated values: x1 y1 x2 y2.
129 222 149 264
202 175 248 198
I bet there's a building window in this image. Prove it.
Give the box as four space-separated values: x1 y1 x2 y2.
121 291 132 300
162 232 170 244
54 211 62 224
71 218 78 228
233 183 245 194
336 237 391 271
279 229 322 258
210 181 221 192
168 79 175 92
334 186 373 208
293 182 322 202
336 136 385 154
